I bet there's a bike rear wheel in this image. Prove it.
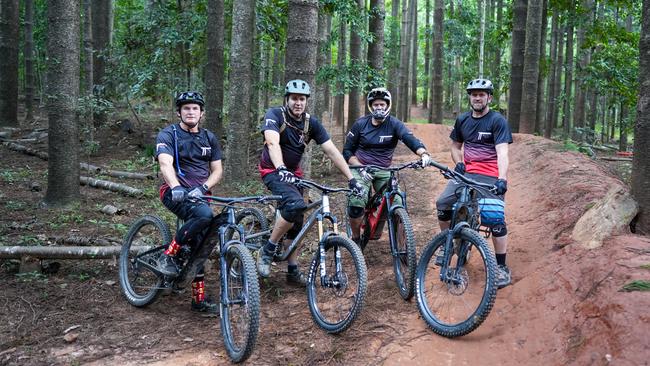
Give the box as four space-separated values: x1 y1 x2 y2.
390 207 417 300
225 208 270 252
119 215 171 307
220 242 260 363
415 228 497 337
307 235 368 334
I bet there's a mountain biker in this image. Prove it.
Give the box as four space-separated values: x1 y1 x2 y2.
343 87 431 247
256 79 364 286
435 78 513 289
154 91 223 314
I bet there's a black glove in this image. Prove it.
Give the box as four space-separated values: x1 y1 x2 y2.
188 183 209 198
277 166 296 183
348 178 365 196
171 186 187 202
493 179 508 195
454 162 466 175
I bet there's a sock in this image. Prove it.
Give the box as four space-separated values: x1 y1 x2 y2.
164 238 180 256
288 264 298 273
496 253 507 267
191 276 205 303
264 240 278 254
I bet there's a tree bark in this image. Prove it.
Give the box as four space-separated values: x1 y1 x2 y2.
335 17 347 128
562 2 575 138
398 0 410 121
91 0 112 125
83 0 94 133
367 0 385 89
0 246 148 260
479 0 486 76
493 0 503 101
572 0 589 133
410 0 418 106
534 0 548 135
225 0 255 182
546 10 559 138
422 0 431 109
0 0 19 127
315 12 331 122
347 0 364 129
507 0 527 132
519 0 542 134
554 21 565 130
80 176 143 196
429 0 443 124
205 0 226 138
24 0 36 123
45 0 81 207
387 0 400 94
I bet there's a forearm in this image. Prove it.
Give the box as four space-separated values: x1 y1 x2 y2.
497 155 509 180
415 147 428 156
451 147 463 165
159 161 181 188
267 142 285 168
204 166 223 189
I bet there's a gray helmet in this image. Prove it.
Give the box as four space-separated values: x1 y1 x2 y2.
466 78 494 95
176 91 205 110
284 79 311 97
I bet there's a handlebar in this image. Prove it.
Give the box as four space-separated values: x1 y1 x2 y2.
295 178 351 194
190 194 283 206
425 160 495 190
349 160 422 172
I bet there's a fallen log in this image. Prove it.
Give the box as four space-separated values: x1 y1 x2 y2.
80 162 155 180
0 245 150 259
598 157 633 162
51 235 121 246
3 141 49 160
80 176 143 196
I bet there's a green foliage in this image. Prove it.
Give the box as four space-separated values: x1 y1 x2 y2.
620 280 650 292
639 263 650 270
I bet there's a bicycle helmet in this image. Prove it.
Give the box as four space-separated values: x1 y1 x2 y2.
466 79 494 95
175 91 205 110
366 87 392 120
284 79 311 97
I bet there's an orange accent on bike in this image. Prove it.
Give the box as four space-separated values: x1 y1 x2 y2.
164 238 180 256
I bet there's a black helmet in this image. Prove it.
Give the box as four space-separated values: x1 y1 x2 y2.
466 79 494 95
284 79 311 97
176 91 205 110
366 88 392 121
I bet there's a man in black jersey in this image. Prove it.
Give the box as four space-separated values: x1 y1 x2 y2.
343 87 431 247
435 78 513 289
257 79 364 285
154 91 223 314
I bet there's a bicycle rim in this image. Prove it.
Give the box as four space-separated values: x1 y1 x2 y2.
415 228 497 337
119 215 170 307
391 207 417 300
220 243 260 363
226 208 270 251
307 236 368 334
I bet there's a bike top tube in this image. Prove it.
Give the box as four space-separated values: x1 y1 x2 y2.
295 178 351 195
349 160 422 173
425 160 495 191
190 195 283 209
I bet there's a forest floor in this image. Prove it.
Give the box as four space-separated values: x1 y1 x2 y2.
1 107 649 366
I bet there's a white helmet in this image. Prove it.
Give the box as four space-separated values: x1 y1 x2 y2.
367 88 392 121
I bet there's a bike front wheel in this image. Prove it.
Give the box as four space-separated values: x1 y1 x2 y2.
415 228 497 337
307 235 368 334
220 242 260 363
390 207 417 300
119 215 171 307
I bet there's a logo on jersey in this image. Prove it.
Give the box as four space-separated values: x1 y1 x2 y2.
201 147 212 156
265 118 277 126
379 135 393 143
478 132 492 141
156 143 168 152
347 131 354 138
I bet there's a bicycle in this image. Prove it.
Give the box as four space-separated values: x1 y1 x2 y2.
346 161 421 300
231 177 368 334
118 195 277 363
415 159 499 338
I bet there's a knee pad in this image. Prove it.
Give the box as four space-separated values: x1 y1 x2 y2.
437 209 452 222
347 206 365 219
490 224 507 237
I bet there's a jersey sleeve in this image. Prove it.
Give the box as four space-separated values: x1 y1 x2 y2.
311 117 331 145
342 120 362 162
155 128 175 159
449 113 468 143
260 108 283 134
492 115 513 145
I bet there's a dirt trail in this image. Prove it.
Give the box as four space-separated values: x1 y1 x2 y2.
1 123 649 366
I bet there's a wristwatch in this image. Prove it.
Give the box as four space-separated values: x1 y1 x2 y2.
201 183 209 193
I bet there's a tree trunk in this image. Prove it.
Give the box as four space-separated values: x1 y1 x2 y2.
479 0 486 76
534 0 548 134
545 9 559 138
410 0 418 106
422 0 431 109
347 0 364 128
572 1 590 133
398 0 410 121
225 0 255 183
632 0 650 234
387 0 400 94
83 0 94 133
323 17 332 116
0 0 19 127
45 0 81 207
507 0 527 132
335 17 347 128
429 0 443 124
315 12 331 121
519 0 542 134
91 0 113 125
554 21 565 129
619 103 628 152
367 0 385 89
24 0 36 123
562 2 575 138
205 0 226 138
493 0 503 101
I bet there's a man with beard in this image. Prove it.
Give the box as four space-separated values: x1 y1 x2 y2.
435 78 514 289
154 91 223 314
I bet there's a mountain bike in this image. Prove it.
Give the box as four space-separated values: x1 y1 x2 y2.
415 160 498 338
231 178 368 334
346 161 421 300
118 195 277 363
